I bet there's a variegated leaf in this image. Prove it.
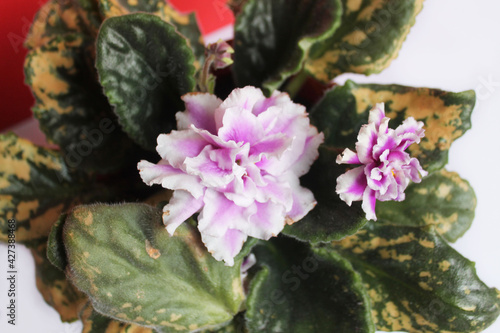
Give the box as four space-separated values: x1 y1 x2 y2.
377 169 476 242
30 240 87 322
0 133 76 243
63 203 246 332
233 0 342 94
310 80 475 172
245 237 375 332
24 33 136 173
305 0 424 82
328 223 500 332
79 302 154 333
25 0 100 50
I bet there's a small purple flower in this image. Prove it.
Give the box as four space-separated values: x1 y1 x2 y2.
138 86 323 265
336 103 428 221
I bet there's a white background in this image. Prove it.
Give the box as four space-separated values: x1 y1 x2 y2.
1 0 500 332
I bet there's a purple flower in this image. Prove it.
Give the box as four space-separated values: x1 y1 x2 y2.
138 86 323 265
336 103 428 221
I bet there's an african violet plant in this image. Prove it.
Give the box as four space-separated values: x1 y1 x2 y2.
1 0 499 332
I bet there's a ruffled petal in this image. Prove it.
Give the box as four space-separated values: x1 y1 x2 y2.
137 160 204 198
198 189 256 237
286 180 317 223
355 122 378 164
163 190 204 235
290 129 324 177
184 146 235 188
362 187 377 221
201 228 247 267
336 148 361 165
238 201 286 239
214 86 266 129
218 107 264 145
177 93 223 133
368 103 386 128
156 131 207 169
336 166 367 205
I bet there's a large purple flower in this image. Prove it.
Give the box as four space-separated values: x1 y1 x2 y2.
336 103 428 221
138 86 323 265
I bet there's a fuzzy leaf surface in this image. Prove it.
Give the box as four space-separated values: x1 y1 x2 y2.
233 0 342 93
310 80 475 172
79 302 154 333
377 169 476 242
63 203 246 332
305 0 424 81
245 237 375 332
96 14 196 150
327 223 500 332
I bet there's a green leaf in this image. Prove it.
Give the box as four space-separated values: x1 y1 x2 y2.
98 0 205 69
305 0 424 81
233 0 342 93
377 169 476 242
96 13 197 150
63 203 246 332
30 241 87 322
282 146 367 243
79 302 154 333
310 80 475 171
328 222 500 332
24 33 135 173
0 133 77 243
245 237 375 332
199 313 248 332
47 213 68 271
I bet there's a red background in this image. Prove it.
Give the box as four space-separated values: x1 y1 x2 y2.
0 0 234 131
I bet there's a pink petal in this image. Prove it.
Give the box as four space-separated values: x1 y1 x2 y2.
290 129 324 177
198 189 256 237
137 160 204 198
156 131 207 168
185 146 235 188
239 201 286 239
368 103 386 127
336 166 367 205
163 190 204 235
218 107 264 145
177 93 222 133
214 86 266 129
362 187 377 221
286 179 317 223
191 125 239 149
224 175 258 207
254 175 293 210
249 133 292 159
336 148 361 165
355 122 378 164
201 228 247 266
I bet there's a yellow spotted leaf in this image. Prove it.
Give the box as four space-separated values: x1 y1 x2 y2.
377 169 476 242
24 33 136 172
0 133 76 243
305 0 424 81
62 203 247 332
310 80 475 171
25 0 101 50
327 223 500 332
30 241 88 322
79 302 153 333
